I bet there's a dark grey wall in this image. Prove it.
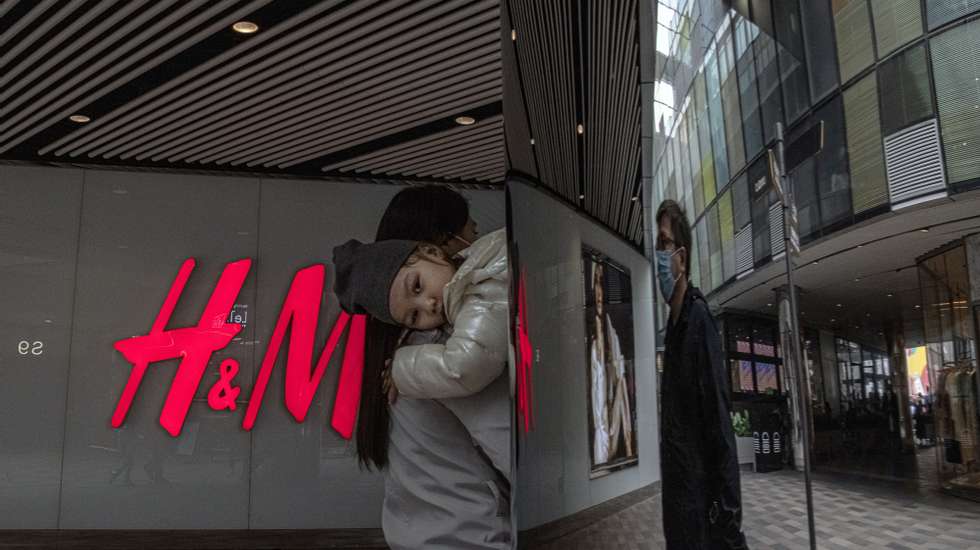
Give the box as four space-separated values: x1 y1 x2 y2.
0 165 504 529
510 181 659 529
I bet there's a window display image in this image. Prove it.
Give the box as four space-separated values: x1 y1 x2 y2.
583 246 638 475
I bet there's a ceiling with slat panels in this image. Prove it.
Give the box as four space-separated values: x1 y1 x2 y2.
323 115 504 182
507 0 643 245
0 0 503 188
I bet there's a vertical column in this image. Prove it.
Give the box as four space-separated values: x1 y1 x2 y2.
776 285 806 471
885 320 915 452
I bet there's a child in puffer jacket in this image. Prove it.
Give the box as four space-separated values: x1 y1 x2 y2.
332 229 508 399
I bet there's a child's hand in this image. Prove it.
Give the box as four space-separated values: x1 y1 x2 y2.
382 359 399 405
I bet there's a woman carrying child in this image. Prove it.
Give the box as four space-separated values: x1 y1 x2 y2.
337 186 511 549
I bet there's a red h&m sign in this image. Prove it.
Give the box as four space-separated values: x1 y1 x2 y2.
111 258 365 439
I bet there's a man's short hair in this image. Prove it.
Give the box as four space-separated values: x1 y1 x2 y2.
656 199 692 276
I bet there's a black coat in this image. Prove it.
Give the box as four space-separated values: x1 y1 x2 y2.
661 286 747 549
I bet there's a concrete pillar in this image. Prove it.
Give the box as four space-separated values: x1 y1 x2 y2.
776 285 806 471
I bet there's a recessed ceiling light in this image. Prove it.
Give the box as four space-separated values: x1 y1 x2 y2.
766 303 772 307
511 29 517 41
915 304 921 308
866 313 871 317
455 116 476 125
831 318 836 323
887 293 893 297
632 196 639 202
530 138 535 145
813 260 819 265
920 228 929 233
577 124 584 135
854 278 861 282
232 21 259 34
857 244 863 248
836 303 842 308
69 114 90 123
579 194 585 200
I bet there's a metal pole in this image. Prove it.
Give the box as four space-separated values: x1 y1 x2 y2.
775 121 817 550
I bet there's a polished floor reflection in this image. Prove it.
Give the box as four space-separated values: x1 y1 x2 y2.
533 454 980 549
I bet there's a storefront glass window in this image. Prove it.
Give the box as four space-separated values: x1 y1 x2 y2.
918 242 980 500
705 43 730 191
879 43 934 136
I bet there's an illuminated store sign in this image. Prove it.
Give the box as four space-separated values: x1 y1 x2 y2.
111 258 366 439
515 268 534 432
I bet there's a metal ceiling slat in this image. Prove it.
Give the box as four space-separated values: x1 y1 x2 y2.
335 124 501 173
214 63 499 166
0 0 117 92
74 0 415 158
273 88 501 169
130 2 495 163
368 134 502 174
326 117 502 171
0 0 87 68
0 0 257 153
176 33 499 164
407 151 504 178
605 1 630 230
0 0 18 19
392 142 503 175
98 0 440 159
269 84 502 168
615 12 640 235
0 0 153 112
557 0 579 200
454 164 506 181
427 158 505 179
41 0 348 156
163 35 498 163
335 123 501 172
0 0 57 49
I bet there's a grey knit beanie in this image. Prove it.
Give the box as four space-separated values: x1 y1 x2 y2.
332 239 418 325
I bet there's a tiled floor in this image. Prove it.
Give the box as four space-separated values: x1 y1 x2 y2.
535 453 980 549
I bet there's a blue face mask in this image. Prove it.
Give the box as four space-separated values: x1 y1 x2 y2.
656 247 683 303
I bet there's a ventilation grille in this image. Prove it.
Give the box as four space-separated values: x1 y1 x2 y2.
769 203 784 256
884 118 947 205
736 225 753 274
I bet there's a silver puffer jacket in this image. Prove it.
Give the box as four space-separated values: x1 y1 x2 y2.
392 228 509 399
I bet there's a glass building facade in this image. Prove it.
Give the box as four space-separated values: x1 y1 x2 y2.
652 0 980 296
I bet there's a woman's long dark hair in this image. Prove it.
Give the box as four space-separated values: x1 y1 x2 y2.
356 185 470 470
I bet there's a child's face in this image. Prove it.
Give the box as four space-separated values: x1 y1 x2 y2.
388 256 455 330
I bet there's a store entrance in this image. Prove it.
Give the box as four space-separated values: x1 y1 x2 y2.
918 242 980 502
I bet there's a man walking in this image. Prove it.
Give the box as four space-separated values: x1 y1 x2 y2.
656 200 748 549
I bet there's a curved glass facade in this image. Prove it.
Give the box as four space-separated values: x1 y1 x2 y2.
652 0 980 296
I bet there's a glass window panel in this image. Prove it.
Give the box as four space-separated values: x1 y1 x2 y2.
925 0 980 30
774 0 811 122
736 16 764 159
719 23 746 175
843 73 888 213
706 44 730 190
834 0 876 84
740 360 756 392
687 111 705 214
753 326 777 357
870 0 923 57
756 362 779 392
707 203 723 290
814 94 852 229
801 0 840 101
719 188 735 281
732 172 751 230
879 43 934 135
697 219 711 291
695 73 718 205
789 157 820 240
749 157 772 262
755 32 784 146
931 19 980 185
